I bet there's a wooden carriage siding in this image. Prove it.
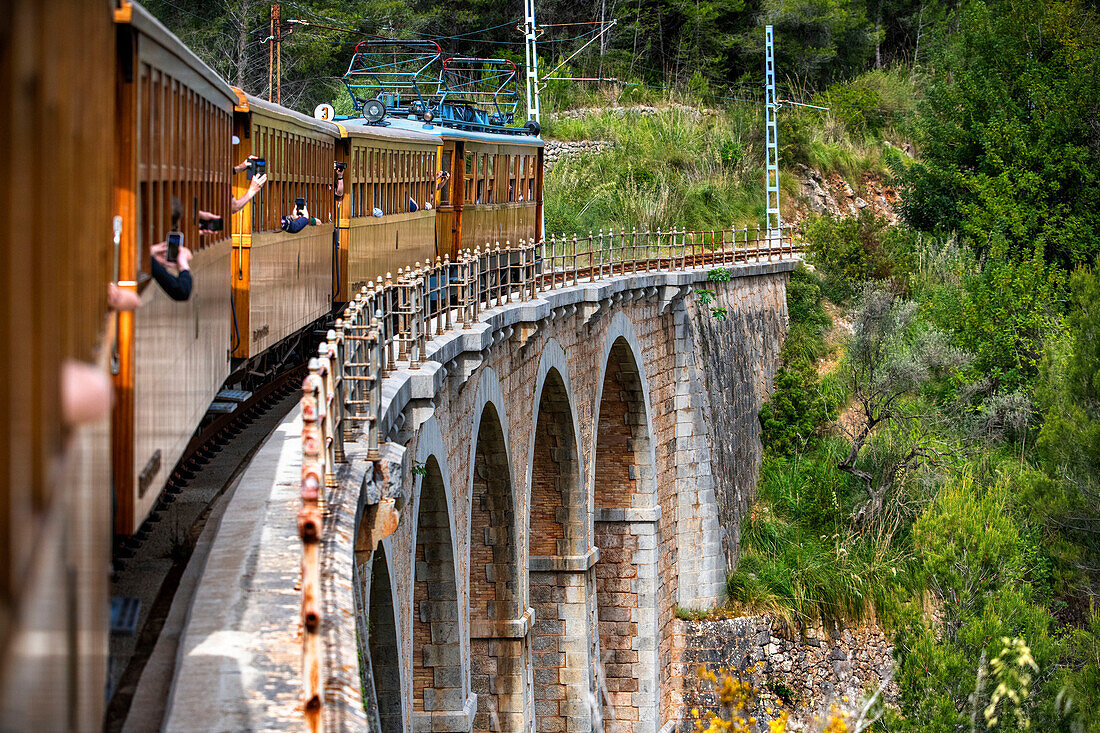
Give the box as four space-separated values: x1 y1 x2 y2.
112 0 240 537
1 0 116 727
231 93 340 358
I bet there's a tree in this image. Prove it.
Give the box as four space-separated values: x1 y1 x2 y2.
837 284 968 527
949 236 1064 394
737 0 879 86
901 0 1100 268
1037 258 1100 522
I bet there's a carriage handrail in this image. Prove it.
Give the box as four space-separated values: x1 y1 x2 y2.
296 224 801 728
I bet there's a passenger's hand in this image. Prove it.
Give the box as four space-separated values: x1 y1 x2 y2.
150 241 190 269
108 282 142 311
150 241 168 267
235 155 259 174
62 360 112 427
249 173 268 195
177 246 193 271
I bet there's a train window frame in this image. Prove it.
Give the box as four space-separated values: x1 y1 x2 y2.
510 152 519 201
468 150 477 202
132 64 233 282
486 155 495 204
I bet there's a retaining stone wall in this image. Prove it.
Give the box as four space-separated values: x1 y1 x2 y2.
670 616 896 732
544 140 616 170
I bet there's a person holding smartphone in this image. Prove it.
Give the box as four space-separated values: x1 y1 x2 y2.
149 232 193 301
281 197 318 234
229 155 268 214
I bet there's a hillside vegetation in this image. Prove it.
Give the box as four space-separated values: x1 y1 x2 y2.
545 2 1100 730
541 67 915 235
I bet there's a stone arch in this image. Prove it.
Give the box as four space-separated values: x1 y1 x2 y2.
468 369 527 733
365 543 404 733
589 313 658 508
412 455 466 726
525 341 594 733
591 318 661 733
525 339 587 558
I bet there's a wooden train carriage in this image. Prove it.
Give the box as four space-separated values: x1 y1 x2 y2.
113 1 237 535
0 0 115 725
232 94 340 357
336 118 443 301
434 126 544 256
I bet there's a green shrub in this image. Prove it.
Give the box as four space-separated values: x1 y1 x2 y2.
759 364 838 457
1037 257 1100 481
759 265 839 456
950 237 1065 393
912 473 1026 605
815 68 919 137
804 210 916 301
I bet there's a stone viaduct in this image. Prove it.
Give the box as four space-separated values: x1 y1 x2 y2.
161 259 795 733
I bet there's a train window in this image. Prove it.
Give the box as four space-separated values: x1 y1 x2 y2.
464 152 473 202
486 155 495 203
388 150 395 214
401 150 408 210
356 147 362 218
367 148 374 214
528 153 536 201
508 156 516 202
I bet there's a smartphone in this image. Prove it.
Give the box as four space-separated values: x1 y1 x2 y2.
295 197 305 212
199 217 224 232
249 158 266 178
334 161 346 171
167 232 182 264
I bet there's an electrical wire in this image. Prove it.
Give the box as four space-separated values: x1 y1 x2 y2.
537 20 615 27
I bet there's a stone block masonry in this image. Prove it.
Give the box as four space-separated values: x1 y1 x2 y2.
162 259 796 732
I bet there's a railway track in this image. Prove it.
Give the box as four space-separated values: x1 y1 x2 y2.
105 363 308 732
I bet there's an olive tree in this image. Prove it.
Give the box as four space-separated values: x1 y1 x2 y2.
839 283 969 527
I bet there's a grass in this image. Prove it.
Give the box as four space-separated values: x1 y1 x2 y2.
544 105 777 234
541 74 902 235
725 439 913 626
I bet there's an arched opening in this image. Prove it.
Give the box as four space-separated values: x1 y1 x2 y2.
367 545 403 733
469 403 525 733
413 456 464 722
592 336 659 731
527 368 590 733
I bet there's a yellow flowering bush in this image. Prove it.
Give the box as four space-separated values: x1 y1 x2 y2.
690 667 875 733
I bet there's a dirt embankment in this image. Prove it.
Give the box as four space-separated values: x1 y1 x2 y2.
791 164 900 226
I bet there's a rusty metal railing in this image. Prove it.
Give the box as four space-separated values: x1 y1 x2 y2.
296 224 800 730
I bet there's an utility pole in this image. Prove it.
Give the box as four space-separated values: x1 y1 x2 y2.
269 3 282 104
268 4 277 101
764 25 781 241
523 0 541 128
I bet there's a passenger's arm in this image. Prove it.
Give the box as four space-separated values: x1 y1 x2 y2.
232 173 267 214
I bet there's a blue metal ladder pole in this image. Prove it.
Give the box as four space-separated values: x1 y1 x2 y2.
765 25 782 243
